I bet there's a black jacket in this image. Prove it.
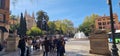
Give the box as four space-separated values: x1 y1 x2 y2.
18 39 26 49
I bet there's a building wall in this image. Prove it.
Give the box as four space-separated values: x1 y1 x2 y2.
26 17 36 29
24 11 36 30
95 14 120 31
0 0 10 41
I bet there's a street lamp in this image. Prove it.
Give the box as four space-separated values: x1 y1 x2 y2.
107 0 119 56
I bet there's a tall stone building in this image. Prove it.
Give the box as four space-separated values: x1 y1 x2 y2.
24 11 36 30
95 14 120 31
0 0 10 42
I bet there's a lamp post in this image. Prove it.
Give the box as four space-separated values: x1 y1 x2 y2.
107 0 119 56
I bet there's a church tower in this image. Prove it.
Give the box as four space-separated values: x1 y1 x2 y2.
24 10 28 18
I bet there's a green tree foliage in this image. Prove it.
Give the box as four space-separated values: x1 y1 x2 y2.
10 24 19 32
17 13 27 38
62 19 74 33
9 15 19 32
78 14 99 36
36 10 49 21
26 26 42 36
36 10 49 30
49 19 74 35
47 21 56 34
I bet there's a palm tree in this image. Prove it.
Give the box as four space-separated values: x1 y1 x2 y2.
36 10 49 30
36 10 49 21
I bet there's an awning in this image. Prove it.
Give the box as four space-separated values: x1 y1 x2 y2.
0 26 8 32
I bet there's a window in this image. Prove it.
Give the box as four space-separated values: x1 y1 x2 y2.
103 27 105 29
99 27 102 29
103 22 106 25
107 22 110 25
0 14 6 23
98 22 101 25
103 19 105 20
0 0 5 9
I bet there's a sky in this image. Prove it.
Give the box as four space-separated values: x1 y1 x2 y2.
10 0 120 27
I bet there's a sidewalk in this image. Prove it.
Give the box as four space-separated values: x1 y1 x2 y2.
0 49 20 56
0 50 104 56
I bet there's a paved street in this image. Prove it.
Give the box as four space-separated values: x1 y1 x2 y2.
0 39 120 56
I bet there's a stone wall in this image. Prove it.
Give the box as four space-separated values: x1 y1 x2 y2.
89 30 111 55
5 33 20 52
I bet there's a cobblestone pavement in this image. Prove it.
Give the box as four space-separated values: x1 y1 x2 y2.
0 39 120 56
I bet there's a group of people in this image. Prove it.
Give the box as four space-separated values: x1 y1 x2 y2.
18 36 66 56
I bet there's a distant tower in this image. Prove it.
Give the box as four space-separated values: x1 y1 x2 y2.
32 12 35 19
24 10 28 18
24 10 36 30
32 12 36 26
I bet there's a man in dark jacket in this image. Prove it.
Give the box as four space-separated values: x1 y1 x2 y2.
56 37 66 56
59 37 66 56
43 37 50 56
18 37 26 56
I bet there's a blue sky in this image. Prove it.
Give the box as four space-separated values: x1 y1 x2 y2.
10 0 120 27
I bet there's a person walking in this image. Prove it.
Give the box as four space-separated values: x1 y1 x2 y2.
36 38 40 50
43 37 50 56
56 38 61 56
59 37 66 56
56 37 66 56
0 43 3 51
18 36 26 56
26 37 32 56
40 37 44 51
53 36 58 51
32 38 37 50
49 37 54 52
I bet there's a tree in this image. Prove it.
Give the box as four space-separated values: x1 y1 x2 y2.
26 26 43 36
17 13 27 38
47 21 56 34
78 14 99 36
10 23 19 32
36 10 49 30
53 19 74 35
9 15 19 32
62 19 74 32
